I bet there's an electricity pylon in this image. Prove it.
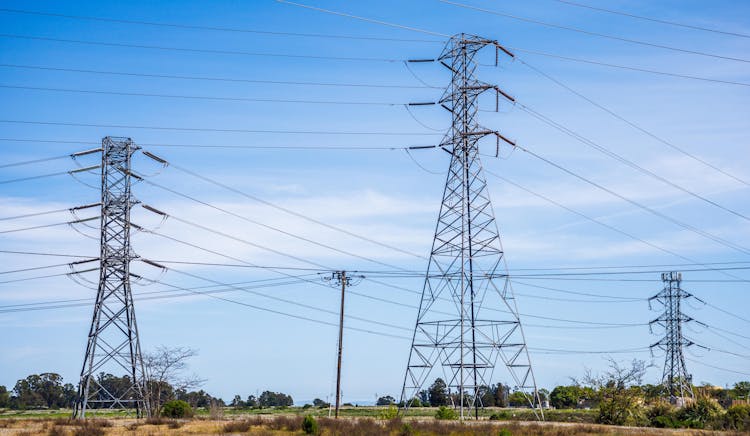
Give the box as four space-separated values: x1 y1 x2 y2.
400 34 542 420
649 272 695 403
74 137 149 418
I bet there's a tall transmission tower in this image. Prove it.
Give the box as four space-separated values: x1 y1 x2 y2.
74 137 149 418
649 272 695 404
400 34 542 420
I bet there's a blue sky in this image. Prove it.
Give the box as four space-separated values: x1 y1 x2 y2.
0 0 748 404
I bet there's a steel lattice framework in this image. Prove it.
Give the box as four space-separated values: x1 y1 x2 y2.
74 137 149 418
400 34 542 420
649 272 695 403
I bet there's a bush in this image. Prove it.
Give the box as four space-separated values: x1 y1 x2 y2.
677 396 724 429
497 429 513 436
379 404 399 420
724 404 750 431
647 401 680 428
161 399 193 418
434 405 458 420
399 422 414 436
489 411 511 421
301 415 318 435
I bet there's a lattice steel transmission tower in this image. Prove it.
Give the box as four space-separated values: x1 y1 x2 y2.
400 34 542 420
649 272 695 403
74 137 149 418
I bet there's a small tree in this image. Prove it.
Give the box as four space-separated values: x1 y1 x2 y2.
733 381 750 400
507 390 530 407
550 385 582 409
301 415 319 434
144 346 204 417
231 395 245 409
428 378 449 407
581 358 649 426
0 386 10 408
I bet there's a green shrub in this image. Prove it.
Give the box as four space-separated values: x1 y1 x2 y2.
724 404 750 431
497 429 513 436
677 397 724 429
161 399 193 418
647 401 680 428
301 415 318 435
379 404 399 420
399 422 414 436
489 411 511 420
434 405 458 420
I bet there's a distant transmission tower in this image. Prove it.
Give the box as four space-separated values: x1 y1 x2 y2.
74 137 149 418
400 34 542 420
649 272 695 403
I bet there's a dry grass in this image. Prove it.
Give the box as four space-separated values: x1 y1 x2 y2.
0 414 744 435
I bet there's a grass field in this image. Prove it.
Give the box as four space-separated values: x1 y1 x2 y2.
0 406 597 422
0 408 745 435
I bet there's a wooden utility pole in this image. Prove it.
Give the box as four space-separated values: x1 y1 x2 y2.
335 270 346 419
322 270 363 419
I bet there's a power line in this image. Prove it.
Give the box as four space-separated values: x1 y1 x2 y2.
0 268 413 340
167 161 428 261
0 249 92 258
516 59 750 186
484 170 749 277
276 1 449 38
513 290 642 304
0 208 71 221
141 179 413 272
511 280 646 302
506 266 750 277
0 217 97 234
0 7 443 43
529 346 650 355
504 276 750 283
705 301 750 324
548 0 750 39
156 269 411 340
0 63 439 89
0 83 423 107
2 31 745 87
438 0 750 64
161 268 410 333
0 268 97 285
704 324 750 342
0 169 77 185
0 137 434 151
0 262 85 275
507 143 750 256
0 153 72 168
0 278 311 314
0 33 403 63
276 0 750 88
0 119 439 136
509 47 750 87
142 227 644 328
517 102 750 222
686 358 750 377
152 260 325 272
